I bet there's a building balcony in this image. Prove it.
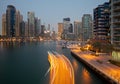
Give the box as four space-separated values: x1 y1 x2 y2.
113 6 120 12
97 32 107 34
114 47 120 50
93 31 97 33
113 12 120 15
113 41 120 43
114 28 120 30
113 14 120 18
113 0 120 5
98 28 108 30
113 20 120 24
114 33 120 36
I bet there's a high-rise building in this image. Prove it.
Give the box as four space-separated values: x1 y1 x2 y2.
94 2 110 41
15 10 23 37
35 17 41 36
48 24 50 31
82 14 92 41
110 0 120 49
2 14 6 36
20 21 25 37
68 23 73 33
46 24 51 38
67 23 75 40
41 25 45 35
63 18 70 34
20 15 23 22
58 23 63 38
28 12 35 37
25 21 28 37
52 30 56 40
63 17 71 39
6 5 16 37
74 21 82 40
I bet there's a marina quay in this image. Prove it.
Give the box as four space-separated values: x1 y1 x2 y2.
71 49 120 84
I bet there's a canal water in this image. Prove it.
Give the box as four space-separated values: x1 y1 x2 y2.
0 41 107 84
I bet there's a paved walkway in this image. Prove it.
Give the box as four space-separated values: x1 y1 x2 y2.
71 50 120 84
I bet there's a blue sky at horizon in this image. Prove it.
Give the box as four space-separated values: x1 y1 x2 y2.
0 0 108 34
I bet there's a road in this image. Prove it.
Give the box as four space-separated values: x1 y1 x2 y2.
48 51 74 84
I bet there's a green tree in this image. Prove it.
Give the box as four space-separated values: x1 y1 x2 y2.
102 43 114 53
92 42 102 52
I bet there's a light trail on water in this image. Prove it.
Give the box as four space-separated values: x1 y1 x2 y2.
48 51 75 84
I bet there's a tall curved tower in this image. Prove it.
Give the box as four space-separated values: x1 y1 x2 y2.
6 5 16 37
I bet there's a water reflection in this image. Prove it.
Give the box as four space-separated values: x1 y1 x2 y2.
48 52 74 84
0 41 108 84
72 59 78 73
72 57 92 84
0 41 25 49
81 68 91 84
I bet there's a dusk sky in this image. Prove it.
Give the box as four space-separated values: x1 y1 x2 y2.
0 0 108 34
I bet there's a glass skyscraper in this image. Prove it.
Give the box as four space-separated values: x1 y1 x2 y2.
82 14 92 41
6 5 16 37
28 12 35 37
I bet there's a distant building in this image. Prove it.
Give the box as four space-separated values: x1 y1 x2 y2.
48 24 50 31
82 14 92 41
68 23 73 33
28 12 35 37
110 0 120 49
25 21 28 37
2 14 6 36
52 31 56 40
15 10 23 37
66 33 75 40
58 23 63 38
20 21 25 37
15 10 20 37
6 5 16 37
35 17 41 36
63 17 71 39
46 24 51 37
93 2 110 42
63 18 70 34
41 25 45 35
74 21 82 40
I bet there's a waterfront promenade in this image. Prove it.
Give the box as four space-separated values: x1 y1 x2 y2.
71 49 120 84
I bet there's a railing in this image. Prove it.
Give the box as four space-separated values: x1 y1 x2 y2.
113 19 120 23
113 6 120 10
113 25 120 28
113 12 120 16
114 33 120 35
113 0 120 4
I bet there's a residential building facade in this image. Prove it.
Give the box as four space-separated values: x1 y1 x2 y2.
110 0 120 49
94 2 110 42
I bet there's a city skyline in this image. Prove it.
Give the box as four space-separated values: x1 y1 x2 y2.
0 0 108 35
0 0 120 84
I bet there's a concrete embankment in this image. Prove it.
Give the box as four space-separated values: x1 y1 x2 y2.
71 50 117 84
